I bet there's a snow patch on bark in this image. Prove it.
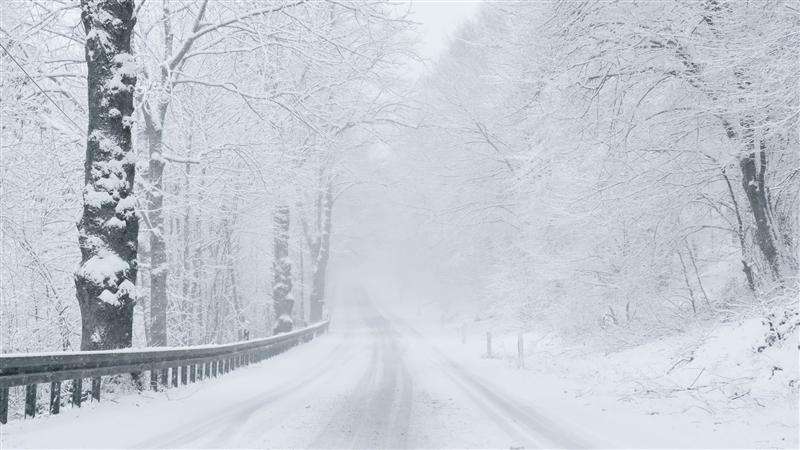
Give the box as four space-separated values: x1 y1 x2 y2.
83 185 114 208
105 216 127 229
115 195 137 218
77 251 130 287
98 289 120 306
105 54 136 93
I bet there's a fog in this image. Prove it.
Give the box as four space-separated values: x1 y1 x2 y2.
1 1 797 448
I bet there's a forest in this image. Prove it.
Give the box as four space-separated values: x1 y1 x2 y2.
2 0 415 351
0 0 797 447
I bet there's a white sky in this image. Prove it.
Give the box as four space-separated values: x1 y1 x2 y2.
408 1 483 69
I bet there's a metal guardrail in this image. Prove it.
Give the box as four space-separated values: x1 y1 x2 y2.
0 320 330 424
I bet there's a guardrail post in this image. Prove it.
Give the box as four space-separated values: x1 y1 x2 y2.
150 369 158 391
181 366 188 385
171 367 178 388
71 378 82 407
24 384 36 418
0 387 9 424
160 368 168 387
190 364 197 383
91 377 101 401
50 381 61 414
132 371 144 391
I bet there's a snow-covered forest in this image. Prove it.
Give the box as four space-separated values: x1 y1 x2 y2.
2 0 414 350
0 0 798 448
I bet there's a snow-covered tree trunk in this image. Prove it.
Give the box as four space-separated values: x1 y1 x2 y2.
76 0 138 351
140 0 174 347
309 186 332 322
738 132 782 282
272 205 293 333
145 123 168 346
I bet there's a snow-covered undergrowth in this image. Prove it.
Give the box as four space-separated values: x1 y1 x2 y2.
536 313 798 416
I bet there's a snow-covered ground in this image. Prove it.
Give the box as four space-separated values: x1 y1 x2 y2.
382 300 799 449
0 293 582 449
2 289 797 449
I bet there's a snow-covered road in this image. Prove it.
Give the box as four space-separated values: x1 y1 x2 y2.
1 294 591 449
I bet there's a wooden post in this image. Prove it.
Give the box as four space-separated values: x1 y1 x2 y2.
50 381 61 414
91 377 101 401
24 384 36 418
486 332 492 358
72 378 82 407
190 364 197 383
181 366 188 385
0 387 9 424
517 333 524 369
150 369 158 390
171 367 179 387
160 368 168 387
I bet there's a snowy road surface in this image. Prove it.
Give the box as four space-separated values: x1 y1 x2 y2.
2 294 592 449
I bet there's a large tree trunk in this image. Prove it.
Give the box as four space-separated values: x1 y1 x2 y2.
145 124 168 346
76 0 138 351
272 205 294 333
721 168 757 291
309 186 332 322
720 117 784 286
739 131 782 281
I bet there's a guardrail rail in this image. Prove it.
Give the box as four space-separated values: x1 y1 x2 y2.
0 320 330 424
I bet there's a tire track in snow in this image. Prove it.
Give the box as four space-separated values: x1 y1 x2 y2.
310 298 414 449
381 305 591 449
